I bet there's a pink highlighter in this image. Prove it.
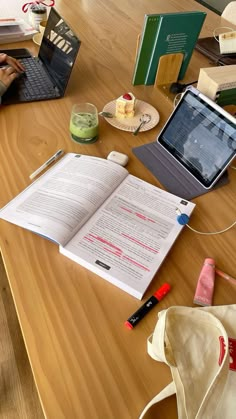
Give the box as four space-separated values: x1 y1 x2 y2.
193 258 215 306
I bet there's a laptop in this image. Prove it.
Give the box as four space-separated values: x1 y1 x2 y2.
156 86 236 189
1 8 81 105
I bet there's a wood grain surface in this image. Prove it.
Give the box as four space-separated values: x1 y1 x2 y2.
0 254 44 419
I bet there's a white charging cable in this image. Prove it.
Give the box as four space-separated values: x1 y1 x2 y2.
176 208 236 235
213 26 234 42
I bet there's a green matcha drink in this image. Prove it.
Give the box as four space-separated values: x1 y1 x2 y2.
70 103 99 144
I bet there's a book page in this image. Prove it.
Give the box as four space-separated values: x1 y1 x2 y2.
60 175 195 299
0 154 128 246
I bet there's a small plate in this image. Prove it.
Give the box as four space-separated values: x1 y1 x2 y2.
102 99 160 132
33 33 43 46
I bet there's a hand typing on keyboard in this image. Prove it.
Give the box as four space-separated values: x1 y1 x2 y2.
16 57 58 101
0 53 25 94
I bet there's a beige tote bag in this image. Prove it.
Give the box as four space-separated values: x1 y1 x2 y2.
140 305 236 419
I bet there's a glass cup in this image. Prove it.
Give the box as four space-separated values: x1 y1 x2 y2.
69 103 99 144
29 5 47 31
39 20 47 35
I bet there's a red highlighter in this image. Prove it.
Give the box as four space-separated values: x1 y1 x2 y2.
125 283 171 329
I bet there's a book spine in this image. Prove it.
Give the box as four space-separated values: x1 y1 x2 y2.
144 16 164 85
132 14 161 86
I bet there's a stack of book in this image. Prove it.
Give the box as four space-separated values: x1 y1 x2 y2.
0 18 37 44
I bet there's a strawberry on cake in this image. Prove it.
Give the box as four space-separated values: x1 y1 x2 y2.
115 92 136 118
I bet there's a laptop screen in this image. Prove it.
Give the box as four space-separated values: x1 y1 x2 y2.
157 87 236 188
39 8 81 95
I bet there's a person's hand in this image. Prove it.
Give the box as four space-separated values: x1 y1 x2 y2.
0 53 25 73
0 65 19 89
0 53 25 89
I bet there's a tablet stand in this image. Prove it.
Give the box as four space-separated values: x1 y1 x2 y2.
154 53 184 87
134 34 183 88
132 141 229 200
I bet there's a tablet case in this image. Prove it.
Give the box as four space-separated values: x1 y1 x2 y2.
132 141 229 200
195 37 236 66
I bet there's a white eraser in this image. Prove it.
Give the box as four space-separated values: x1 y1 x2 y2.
107 151 129 166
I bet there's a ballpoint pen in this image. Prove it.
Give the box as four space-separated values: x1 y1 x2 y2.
29 149 65 180
215 268 236 285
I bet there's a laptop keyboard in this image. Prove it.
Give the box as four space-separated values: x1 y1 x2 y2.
16 57 60 101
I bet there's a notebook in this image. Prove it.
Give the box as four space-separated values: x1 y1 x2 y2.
133 86 236 198
1 8 81 104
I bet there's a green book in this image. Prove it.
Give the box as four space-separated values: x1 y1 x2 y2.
132 15 161 86
132 11 206 86
216 88 236 106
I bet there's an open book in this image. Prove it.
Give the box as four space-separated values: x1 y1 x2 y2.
0 154 195 299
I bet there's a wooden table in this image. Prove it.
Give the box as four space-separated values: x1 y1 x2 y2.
0 1 235 418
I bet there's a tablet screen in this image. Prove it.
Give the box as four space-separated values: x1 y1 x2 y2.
158 89 236 188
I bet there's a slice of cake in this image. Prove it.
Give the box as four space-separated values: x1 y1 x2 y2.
115 93 136 118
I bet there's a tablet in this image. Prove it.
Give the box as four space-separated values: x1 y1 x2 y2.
157 86 236 188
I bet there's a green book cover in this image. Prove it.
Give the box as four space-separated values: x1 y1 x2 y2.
132 14 161 85
216 88 236 106
132 11 206 86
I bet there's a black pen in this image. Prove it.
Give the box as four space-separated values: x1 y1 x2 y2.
125 283 171 330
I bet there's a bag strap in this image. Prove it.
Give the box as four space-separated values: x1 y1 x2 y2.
139 311 177 419
139 382 176 419
146 309 170 363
